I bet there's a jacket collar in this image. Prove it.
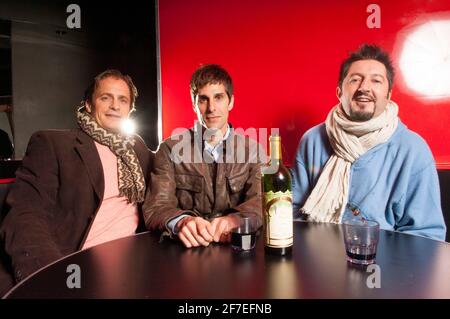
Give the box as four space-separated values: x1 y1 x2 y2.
74 129 104 201
192 121 234 147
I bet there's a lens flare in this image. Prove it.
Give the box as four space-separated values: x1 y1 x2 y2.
121 118 136 135
399 20 450 99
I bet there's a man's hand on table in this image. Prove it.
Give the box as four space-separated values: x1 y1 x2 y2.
176 216 213 248
210 215 240 243
175 215 240 248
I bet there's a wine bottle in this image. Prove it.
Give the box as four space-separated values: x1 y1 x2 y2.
262 135 293 256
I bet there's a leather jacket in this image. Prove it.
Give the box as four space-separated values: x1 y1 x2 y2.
143 125 264 235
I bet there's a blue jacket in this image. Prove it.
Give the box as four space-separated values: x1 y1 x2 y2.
291 121 446 241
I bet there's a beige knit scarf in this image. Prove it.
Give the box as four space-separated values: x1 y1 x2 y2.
302 100 399 223
77 107 146 204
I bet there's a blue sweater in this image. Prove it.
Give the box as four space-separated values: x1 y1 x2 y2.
291 121 446 241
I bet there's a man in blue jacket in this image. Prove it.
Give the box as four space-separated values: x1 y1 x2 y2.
292 44 446 241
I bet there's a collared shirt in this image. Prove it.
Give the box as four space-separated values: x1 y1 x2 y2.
203 125 231 162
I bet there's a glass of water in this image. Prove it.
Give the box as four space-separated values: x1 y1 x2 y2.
343 218 380 265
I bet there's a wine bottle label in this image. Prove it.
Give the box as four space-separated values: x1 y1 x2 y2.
264 190 293 248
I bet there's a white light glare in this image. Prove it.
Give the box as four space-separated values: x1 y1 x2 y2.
121 118 136 135
399 20 450 99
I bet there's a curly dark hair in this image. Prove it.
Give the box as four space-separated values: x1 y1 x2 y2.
338 44 395 91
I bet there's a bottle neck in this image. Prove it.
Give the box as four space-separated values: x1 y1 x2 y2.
270 139 282 162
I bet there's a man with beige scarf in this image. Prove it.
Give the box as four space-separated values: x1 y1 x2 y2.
292 44 446 241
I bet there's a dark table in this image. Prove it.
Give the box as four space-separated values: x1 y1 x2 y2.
4 222 450 298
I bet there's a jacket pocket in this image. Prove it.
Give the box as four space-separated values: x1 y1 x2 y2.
227 172 247 198
226 172 248 208
175 174 203 210
226 171 248 193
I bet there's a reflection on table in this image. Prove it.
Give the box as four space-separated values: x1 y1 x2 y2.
4 221 450 298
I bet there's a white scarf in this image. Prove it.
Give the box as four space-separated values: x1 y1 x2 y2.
302 100 399 223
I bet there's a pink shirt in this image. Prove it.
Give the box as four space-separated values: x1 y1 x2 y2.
82 142 139 250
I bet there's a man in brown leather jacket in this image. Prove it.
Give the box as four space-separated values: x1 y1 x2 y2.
143 64 263 248
0 70 152 296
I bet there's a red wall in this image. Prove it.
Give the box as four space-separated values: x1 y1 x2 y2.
159 0 450 169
